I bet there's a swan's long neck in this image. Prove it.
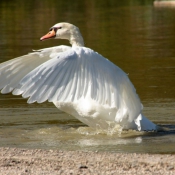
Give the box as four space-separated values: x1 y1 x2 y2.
69 28 84 47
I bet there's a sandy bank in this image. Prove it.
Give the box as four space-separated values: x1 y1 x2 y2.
0 147 174 174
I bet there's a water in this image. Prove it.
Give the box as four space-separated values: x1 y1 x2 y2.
0 0 175 153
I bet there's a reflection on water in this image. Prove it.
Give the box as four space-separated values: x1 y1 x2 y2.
0 0 175 153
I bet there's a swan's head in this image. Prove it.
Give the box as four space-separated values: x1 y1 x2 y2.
40 22 84 46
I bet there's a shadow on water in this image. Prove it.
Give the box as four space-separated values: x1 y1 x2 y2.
120 124 175 140
154 124 175 137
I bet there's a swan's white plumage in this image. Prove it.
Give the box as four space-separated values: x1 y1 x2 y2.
13 47 141 121
0 45 70 94
0 22 157 131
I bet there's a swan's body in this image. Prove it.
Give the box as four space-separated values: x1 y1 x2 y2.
0 22 157 131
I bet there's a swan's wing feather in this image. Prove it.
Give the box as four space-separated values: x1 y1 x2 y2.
13 49 80 102
0 45 71 94
12 47 142 122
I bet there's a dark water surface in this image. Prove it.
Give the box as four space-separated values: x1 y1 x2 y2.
0 0 175 153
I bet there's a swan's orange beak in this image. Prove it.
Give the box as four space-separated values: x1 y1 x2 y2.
40 29 56 41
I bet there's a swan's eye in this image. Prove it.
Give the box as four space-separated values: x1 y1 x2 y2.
49 28 54 31
54 27 62 31
49 27 62 32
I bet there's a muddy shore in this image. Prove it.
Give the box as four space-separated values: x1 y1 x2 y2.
0 147 174 175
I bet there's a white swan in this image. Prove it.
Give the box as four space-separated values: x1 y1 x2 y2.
0 22 157 131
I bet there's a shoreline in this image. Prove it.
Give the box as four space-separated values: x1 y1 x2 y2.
0 147 174 174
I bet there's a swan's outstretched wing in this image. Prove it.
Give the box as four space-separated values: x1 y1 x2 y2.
12 47 142 122
0 46 71 93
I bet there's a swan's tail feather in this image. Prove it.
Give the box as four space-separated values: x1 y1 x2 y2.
135 113 157 131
